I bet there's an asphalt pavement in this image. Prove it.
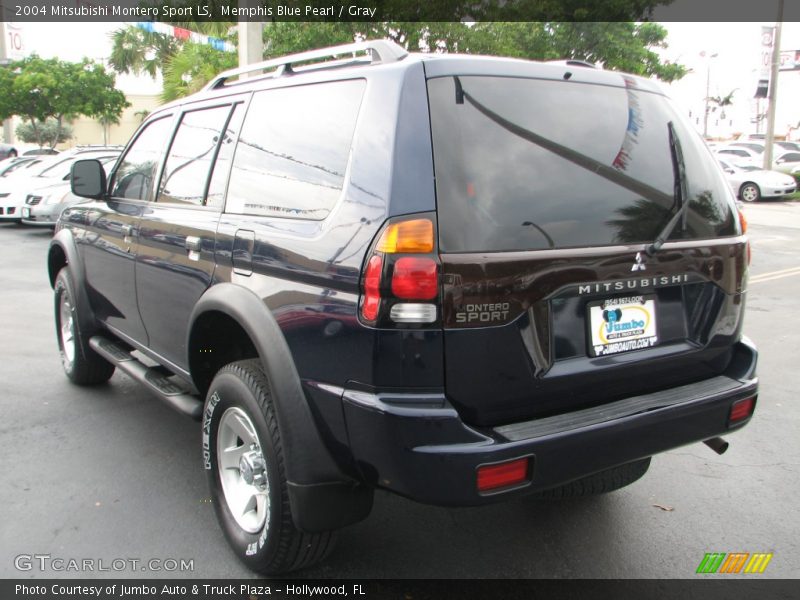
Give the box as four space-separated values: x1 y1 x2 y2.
0 204 798 579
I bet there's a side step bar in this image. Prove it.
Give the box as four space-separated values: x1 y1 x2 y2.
89 336 203 421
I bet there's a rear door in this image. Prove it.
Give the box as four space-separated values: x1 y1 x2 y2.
425 69 746 427
135 98 246 370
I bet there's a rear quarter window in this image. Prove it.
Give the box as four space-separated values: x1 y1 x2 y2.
225 79 366 220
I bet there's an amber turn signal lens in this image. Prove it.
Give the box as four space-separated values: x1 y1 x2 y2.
376 219 434 253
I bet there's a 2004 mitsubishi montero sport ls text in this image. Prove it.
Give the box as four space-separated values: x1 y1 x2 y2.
49 41 759 574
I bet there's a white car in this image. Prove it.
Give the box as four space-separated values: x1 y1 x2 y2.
714 146 762 168
21 155 120 227
773 150 800 176
0 148 121 223
718 159 797 202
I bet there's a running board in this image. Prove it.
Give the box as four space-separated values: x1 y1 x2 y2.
89 336 203 421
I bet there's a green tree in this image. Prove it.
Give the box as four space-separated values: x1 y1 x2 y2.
108 13 688 102
16 119 73 147
465 22 687 82
162 42 237 103
707 89 736 120
0 55 129 148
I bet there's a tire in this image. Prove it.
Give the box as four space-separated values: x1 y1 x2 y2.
203 359 336 574
534 458 651 499
740 182 761 203
54 268 115 385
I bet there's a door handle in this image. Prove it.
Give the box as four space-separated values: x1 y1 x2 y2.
185 236 201 252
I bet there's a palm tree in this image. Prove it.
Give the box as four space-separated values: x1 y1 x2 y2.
707 89 737 120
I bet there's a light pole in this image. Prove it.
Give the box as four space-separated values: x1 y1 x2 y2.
702 51 718 139
764 0 784 170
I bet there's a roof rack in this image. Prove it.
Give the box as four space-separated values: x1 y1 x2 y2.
548 59 598 69
204 40 408 91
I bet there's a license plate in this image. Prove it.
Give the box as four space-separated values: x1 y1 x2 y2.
588 295 658 357
22 207 30 218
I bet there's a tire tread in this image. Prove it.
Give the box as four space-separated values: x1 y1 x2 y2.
216 359 334 574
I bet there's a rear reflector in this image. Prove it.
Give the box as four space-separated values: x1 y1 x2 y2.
738 209 748 234
477 457 530 492
729 397 756 423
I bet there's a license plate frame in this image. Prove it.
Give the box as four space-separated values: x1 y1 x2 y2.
587 294 658 357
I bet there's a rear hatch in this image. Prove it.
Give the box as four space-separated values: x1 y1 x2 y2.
425 64 746 427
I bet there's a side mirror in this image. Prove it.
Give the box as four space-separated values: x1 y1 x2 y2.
725 168 735 174
71 159 106 199
776 158 785 164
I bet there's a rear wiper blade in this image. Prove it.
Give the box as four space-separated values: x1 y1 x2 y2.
646 121 690 257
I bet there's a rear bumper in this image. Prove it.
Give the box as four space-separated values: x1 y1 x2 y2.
340 338 758 506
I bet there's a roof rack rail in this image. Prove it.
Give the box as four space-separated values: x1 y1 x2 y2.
548 59 598 69
204 39 408 91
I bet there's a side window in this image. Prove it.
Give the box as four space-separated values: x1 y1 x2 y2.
226 79 366 220
206 105 244 209
110 117 173 201
157 105 233 207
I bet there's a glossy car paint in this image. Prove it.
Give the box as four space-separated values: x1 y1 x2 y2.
55 52 757 505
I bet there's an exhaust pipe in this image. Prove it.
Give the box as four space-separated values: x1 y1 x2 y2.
704 437 729 455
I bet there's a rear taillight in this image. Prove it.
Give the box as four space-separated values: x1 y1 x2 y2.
359 215 440 326
392 257 438 300
361 255 383 322
477 457 530 493
729 396 756 424
738 210 751 265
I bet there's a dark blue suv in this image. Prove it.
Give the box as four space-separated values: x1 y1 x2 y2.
51 40 758 573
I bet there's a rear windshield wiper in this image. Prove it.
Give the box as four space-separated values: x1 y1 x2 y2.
645 121 690 257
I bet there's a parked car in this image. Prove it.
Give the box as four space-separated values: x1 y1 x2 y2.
729 141 766 154
23 148 60 156
773 151 800 176
714 145 762 167
718 159 797 201
21 155 120 227
52 41 758 574
0 156 39 178
774 141 800 153
0 143 18 160
0 147 122 223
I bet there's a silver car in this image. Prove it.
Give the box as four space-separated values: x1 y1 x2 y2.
21 155 120 227
718 159 797 202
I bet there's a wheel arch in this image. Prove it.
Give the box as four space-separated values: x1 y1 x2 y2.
188 283 373 532
49 229 97 334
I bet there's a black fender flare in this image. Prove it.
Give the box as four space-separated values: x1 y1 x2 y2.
49 229 97 336
188 283 372 532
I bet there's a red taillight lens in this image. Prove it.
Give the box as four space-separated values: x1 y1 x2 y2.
391 257 438 300
729 397 756 423
361 255 383 321
477 457 530 492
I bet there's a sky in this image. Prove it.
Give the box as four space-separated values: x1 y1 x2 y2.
8 20 800 140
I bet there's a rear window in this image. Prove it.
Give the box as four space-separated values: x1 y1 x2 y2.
427 76 737 253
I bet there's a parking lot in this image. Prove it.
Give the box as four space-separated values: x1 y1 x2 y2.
0 202 798 579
